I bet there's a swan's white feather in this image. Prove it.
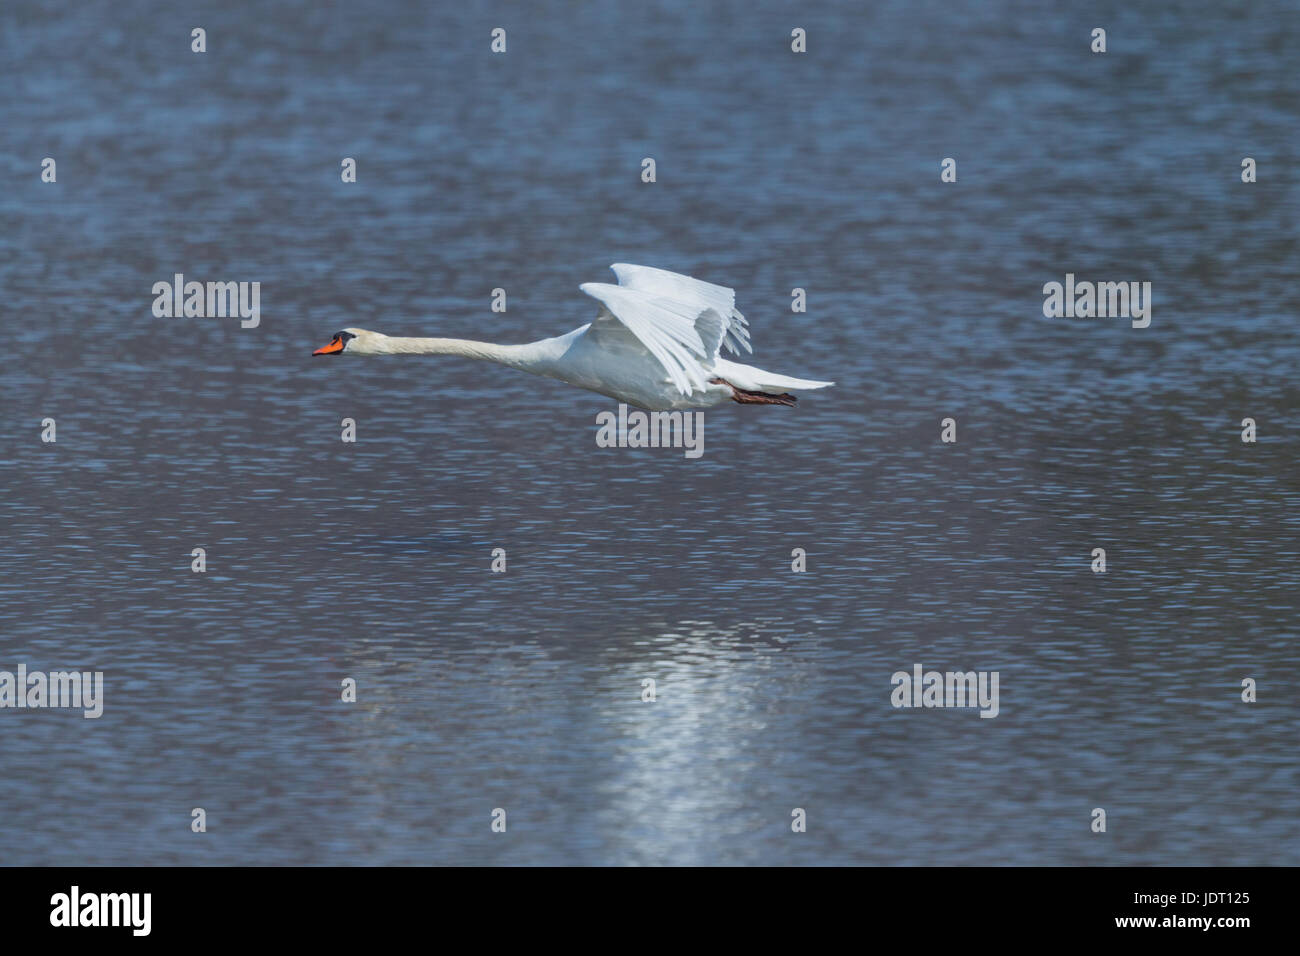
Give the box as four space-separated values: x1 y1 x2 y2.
579 282 717 395
711 358 834 392
609 263 752 355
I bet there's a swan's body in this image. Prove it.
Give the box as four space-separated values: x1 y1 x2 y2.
312 264 834 411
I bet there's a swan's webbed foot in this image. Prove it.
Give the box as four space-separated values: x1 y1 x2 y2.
709 378 797 407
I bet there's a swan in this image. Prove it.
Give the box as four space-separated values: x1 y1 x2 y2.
311 264 834 411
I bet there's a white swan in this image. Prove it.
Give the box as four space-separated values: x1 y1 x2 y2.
312 264 834 410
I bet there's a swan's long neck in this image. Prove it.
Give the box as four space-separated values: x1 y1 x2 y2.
371 335 547 371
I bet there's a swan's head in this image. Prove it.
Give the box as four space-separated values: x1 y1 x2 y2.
312 328 378 356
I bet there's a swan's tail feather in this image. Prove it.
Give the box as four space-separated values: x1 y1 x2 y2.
710 358 834 395
749 371 835 391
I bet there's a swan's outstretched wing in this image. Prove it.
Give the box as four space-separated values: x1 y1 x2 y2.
608 263 752 355
579 282 723 395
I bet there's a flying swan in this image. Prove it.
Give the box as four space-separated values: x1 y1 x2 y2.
312 264 834 410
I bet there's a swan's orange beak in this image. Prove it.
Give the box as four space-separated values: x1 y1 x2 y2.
313 336 344 356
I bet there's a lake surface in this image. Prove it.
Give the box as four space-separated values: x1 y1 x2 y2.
1 0 1297 865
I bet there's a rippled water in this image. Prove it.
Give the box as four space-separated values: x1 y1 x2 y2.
1 1 1297 865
